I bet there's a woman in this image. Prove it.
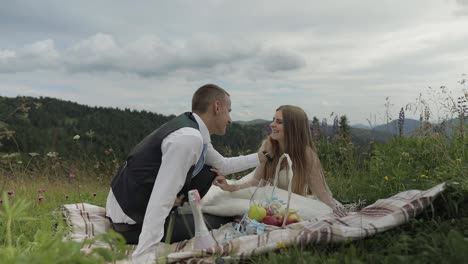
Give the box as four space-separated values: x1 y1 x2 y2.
213 105 337 210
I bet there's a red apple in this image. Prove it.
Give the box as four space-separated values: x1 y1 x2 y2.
265 207 273 216
263 214 283 226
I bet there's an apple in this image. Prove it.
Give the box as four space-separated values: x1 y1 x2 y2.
280 208 297 216
262 214 283 226
265 207 273 216
285 213 301 225
248 205 267 222
285 211 304 225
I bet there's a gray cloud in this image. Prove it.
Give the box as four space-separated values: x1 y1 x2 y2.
261 48 306 72
1 33 277 77
1 0 468 124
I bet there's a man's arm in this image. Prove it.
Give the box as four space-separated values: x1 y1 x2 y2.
206 138 271 175
132 129 203 262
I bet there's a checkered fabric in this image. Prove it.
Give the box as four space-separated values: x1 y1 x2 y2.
58 182 445 264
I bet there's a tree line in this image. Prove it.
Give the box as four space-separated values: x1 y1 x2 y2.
0 96 267 161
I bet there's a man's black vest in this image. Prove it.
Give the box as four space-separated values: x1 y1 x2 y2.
111 112 199 223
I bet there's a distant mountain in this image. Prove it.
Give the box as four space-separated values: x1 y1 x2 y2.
351 123 370 129
372 119 421 136
371 118 467 136
235 119 270 126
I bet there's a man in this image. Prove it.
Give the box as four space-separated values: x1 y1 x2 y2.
106 84 267 263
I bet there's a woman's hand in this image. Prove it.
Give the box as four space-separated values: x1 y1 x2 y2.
263 138 273 153
211 168 237 192
258 138 274 163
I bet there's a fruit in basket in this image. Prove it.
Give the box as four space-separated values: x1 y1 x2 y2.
285 213 302 225
280 208 297 216
279 208 303 224
263 214 283 226
248 204 267 221
265 207 273 216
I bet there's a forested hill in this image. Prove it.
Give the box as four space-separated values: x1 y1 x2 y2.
0 96 266 160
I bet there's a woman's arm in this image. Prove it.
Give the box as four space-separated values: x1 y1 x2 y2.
212 139 271 192
306 148 336 209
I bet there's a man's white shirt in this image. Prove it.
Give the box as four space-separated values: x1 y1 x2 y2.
105 113 259 263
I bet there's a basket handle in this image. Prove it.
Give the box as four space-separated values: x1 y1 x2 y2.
272 153 294 227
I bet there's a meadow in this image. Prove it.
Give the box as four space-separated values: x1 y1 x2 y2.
0 98 467 263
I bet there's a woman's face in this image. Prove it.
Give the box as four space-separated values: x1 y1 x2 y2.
270 110 284 142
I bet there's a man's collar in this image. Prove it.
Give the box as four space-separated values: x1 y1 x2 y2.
192 113 211 144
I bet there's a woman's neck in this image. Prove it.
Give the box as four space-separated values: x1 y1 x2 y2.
278 140 285 153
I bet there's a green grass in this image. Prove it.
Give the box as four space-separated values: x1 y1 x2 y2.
1 131 467 263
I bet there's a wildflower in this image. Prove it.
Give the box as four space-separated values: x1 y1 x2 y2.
384 176 389 181
93 193 97 197
37 189 46 193
2 153 20 159
424 106 430 121
28 152 39 157
311 117 320 139
85 130 95 138
276 241 287 249
46 152 59 158
398 107 405 137
0 199 2 204
38 194 44 202
332 116 339 137
7 190 15 195
69 172 76 178
321 118 328 137
73 134 80 140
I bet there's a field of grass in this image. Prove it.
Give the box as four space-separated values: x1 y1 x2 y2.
1 124 467 263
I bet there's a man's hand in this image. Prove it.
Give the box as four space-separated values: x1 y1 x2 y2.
211 168 237 192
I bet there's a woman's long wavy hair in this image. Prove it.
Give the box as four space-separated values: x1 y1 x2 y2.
261 105 318 196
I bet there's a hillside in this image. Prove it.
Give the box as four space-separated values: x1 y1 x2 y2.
0 96 266 159
0 95 402 160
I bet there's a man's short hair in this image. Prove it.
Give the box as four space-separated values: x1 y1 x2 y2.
192 84 230 114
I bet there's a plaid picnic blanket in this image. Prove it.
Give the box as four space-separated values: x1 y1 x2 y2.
58 182 446 263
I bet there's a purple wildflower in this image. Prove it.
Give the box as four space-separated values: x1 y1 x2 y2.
321 118 328 137
398 107 405 137
93 193 97 197
7 190 15 196
38 194 44 202
37 189 46 193
311 117 320 139
333 116 339 137
0 199 3 204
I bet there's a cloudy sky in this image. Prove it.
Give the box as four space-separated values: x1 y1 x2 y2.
1 0 467 125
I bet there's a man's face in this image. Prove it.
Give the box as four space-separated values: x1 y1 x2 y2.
213 95 232 135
